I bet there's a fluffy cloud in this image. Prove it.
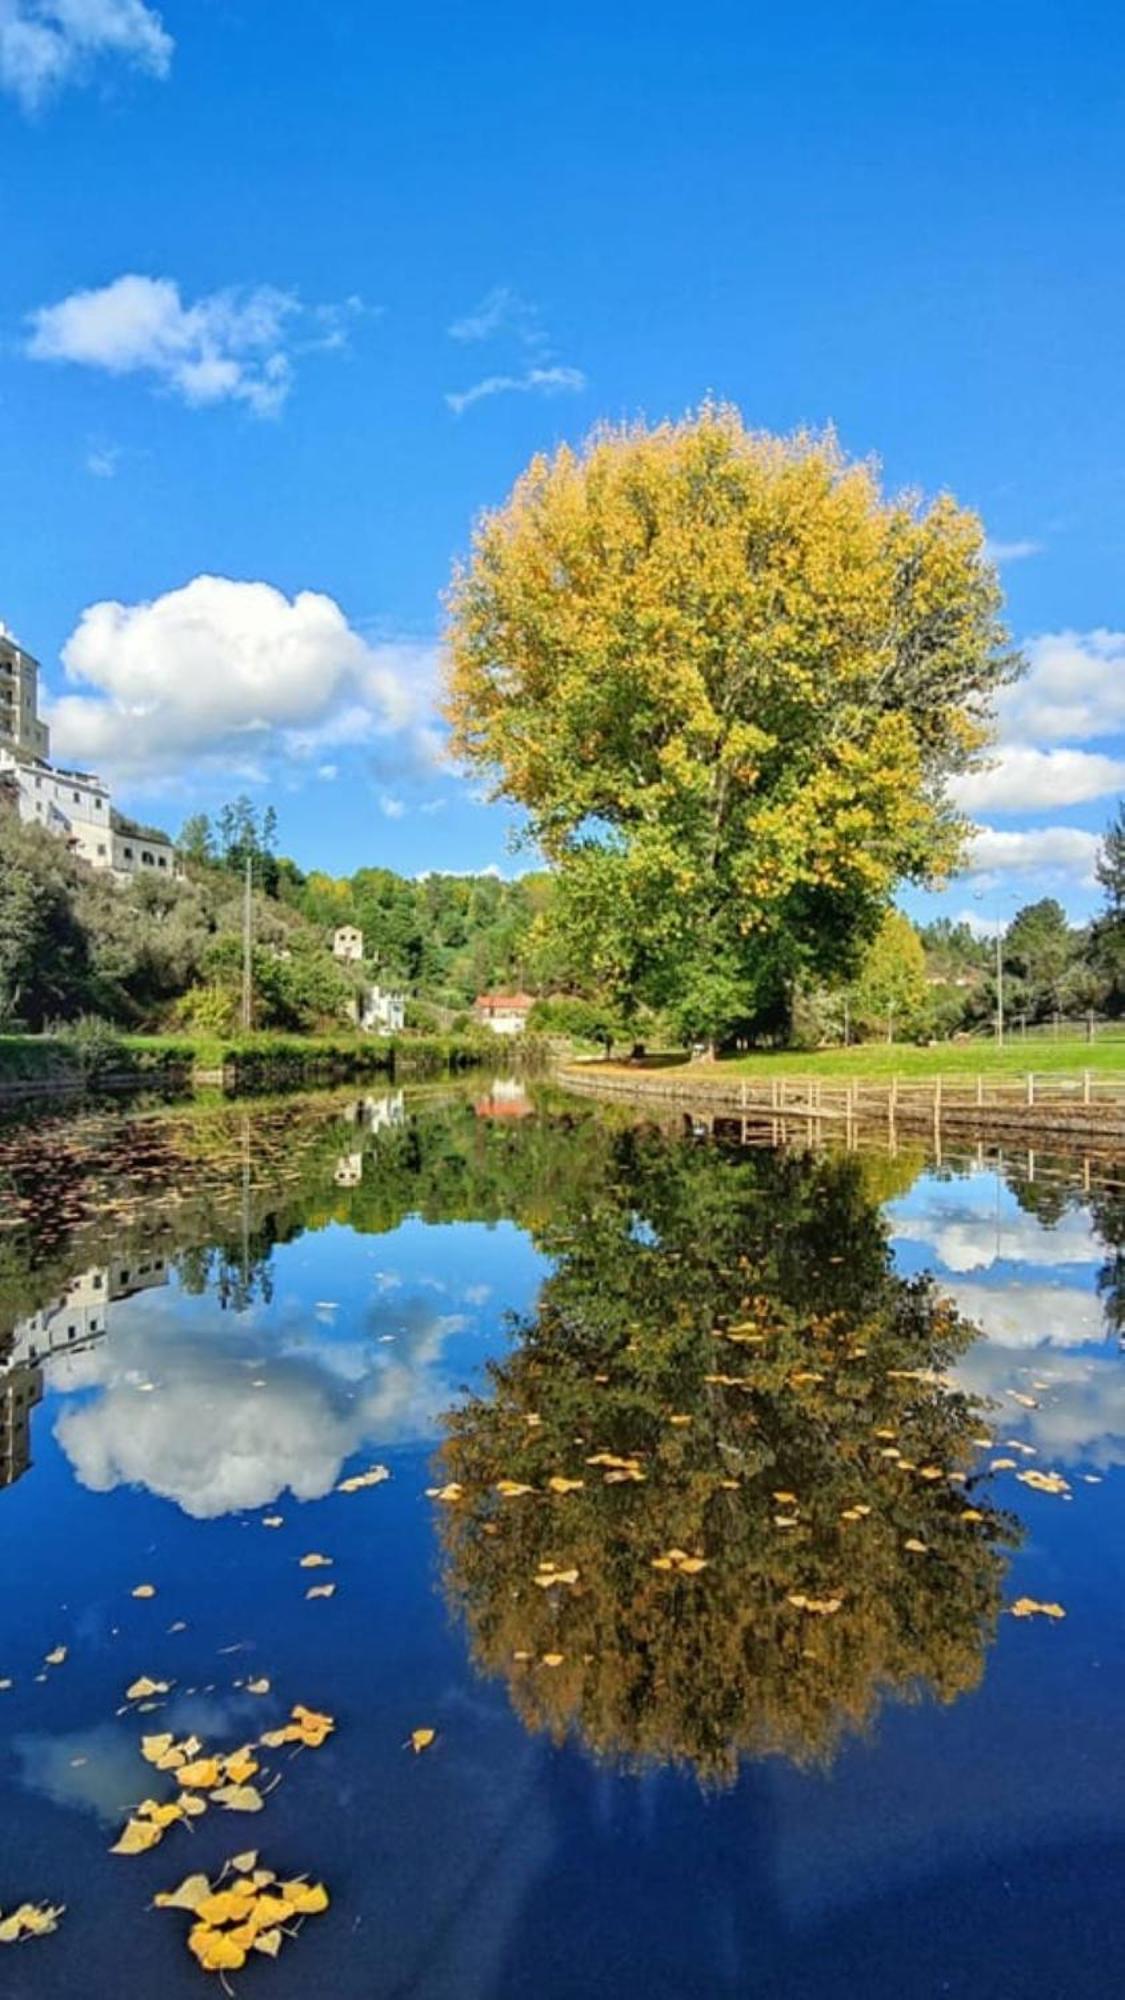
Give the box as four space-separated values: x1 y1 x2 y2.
952 746 1125 815
27 275 306 416
446 283 586 415
46 574 440 787
0 0 170 111
889 1204 1105 1275
996 629 1125 746
963 823 1102 886
983 538 1043 564
50 1295 469 1518
942 1279 1107 1349
954 1347 1125 1470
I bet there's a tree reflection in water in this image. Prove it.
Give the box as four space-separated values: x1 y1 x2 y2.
437 1131 1020 1785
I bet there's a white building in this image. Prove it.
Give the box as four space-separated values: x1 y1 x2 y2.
9 1256 169 1369
473 991 535 1036
333 926 365 963
356 984 406 1035
0 627 50 761
0 621 179 880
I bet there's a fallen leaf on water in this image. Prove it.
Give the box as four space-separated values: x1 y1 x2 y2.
188 1925 246 1973
337 1465 389 1494
210 1785 264 1813
1016 1469 1070 1496
112 1816 164 1856
960 1508 985 1523
306 1584 336 1600
153 1875 211 1913
903 1538 929 1554
0 1902 65 1944
298 1553 333 1569
44 1647 67 1667
228 1852 258 1874
132 1585 157 1599
1010 1597 1066 1620
426 1483 463 1503
177 1758 223 1790
541 1653 564 1667
253 1929 283 1958
989 1458 1018 1473
246 1677 271 1696
547 1476 584 1495
409 1728 436 1754
495 1480 535 1498
533 1565 579 1588
262 1516 284 1529
126 1676 171 1701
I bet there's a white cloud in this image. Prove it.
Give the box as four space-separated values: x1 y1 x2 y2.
951 746 1125 814
378 792 406 819
997 629 1125 745
889 1206 1105 1275
983 538 1043 564
963 824 1102 887
954 1347 1125 1470
84 441 121 478
0 0 171 111
942 1279 1106 1348
446 283 584 415
449 285 547 350
46 575 441 788
50 1295 468 1518
446 363 586 417
26 274 363 416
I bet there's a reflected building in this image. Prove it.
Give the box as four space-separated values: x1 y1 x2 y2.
1 1257 169 1489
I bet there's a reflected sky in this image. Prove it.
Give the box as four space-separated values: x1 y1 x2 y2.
3 1094 1125 1999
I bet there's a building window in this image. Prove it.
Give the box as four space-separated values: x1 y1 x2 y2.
142 850 153 865
157 855 167 869
73 791 80 803
123 846 133 861
97 844 106 857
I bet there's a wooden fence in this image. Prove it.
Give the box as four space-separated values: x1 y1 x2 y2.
560 1063 1125 1144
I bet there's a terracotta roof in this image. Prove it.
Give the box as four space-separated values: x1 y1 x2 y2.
473 991 535 1010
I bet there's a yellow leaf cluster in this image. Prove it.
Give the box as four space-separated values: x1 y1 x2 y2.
0 1902 65 1944
160 1856 329 1976
651 1548 709 1575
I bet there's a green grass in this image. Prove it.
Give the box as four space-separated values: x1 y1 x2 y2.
714 1039 1125 1079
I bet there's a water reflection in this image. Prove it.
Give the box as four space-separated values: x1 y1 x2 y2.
436 1133 1020 1783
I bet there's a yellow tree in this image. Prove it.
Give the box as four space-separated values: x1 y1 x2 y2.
444 406 1017 1043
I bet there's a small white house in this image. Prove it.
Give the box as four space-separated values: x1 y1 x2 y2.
333 926 365 963
473 991 535 1036
357 985 406 1035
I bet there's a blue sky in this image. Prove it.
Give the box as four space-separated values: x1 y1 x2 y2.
2 0 1124 919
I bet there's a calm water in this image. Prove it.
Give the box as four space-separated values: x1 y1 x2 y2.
2 1083 1124 1998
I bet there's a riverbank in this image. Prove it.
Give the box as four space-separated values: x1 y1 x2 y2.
561 1043 1125 1142
0 1028 518 1101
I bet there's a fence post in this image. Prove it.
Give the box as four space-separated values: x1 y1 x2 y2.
1083 1069 1092 1106
976 1074 984 1108
1026 1072 1035 1107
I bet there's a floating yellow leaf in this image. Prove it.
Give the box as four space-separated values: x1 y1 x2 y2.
188 1925 247 1973
195 1892 250 1927
337 1465 389 1494
495 1480 535 1498
141 1733 175 1765
126 1676 170 1701
667 1413 692 1426
306 1583 336 1600
1016 1469 1070 1496
285 1881 329 1915
1010 1597 1066 1620
533 1565 579 1588
253 1929 283 1958
772 1492 797 1505
427 1483 464 1502
223 1750 260 1785
153 1875 210 1913
177 1759 223 1790
246 1677 270 1696
410 1728 436 1754
298 1553 333 1569
210 1783 264 1813
904 1538 929 1554
132 1584 157 1599
112 1816 164 1855
229 1852 258 1874
0 1902 65 1944
262 1516 284 1528
990 1458 1018 1473
541 1653 564 1667
180 1794 208 1819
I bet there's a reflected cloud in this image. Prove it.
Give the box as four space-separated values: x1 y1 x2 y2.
890 1203 1104 1275
49 1294 472 1518
956 1343 1125 1470
943 1279 1107 1348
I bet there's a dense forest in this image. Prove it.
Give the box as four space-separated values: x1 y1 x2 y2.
2 788 1125 1045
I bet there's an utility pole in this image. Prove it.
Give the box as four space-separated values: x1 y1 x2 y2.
995 922 1004 1049
241 853 253 1031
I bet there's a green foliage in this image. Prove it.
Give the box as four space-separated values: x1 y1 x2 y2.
445 404 1018 1042
849 909 930 1041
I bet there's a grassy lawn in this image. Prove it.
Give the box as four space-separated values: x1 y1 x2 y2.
584 1038 1125 1082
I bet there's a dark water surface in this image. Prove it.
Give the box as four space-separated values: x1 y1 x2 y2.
2 1083 1124 1998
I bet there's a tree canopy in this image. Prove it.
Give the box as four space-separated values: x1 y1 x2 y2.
444 405 1017 1042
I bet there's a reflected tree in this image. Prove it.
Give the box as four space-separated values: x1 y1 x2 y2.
437 1134 1018 1784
